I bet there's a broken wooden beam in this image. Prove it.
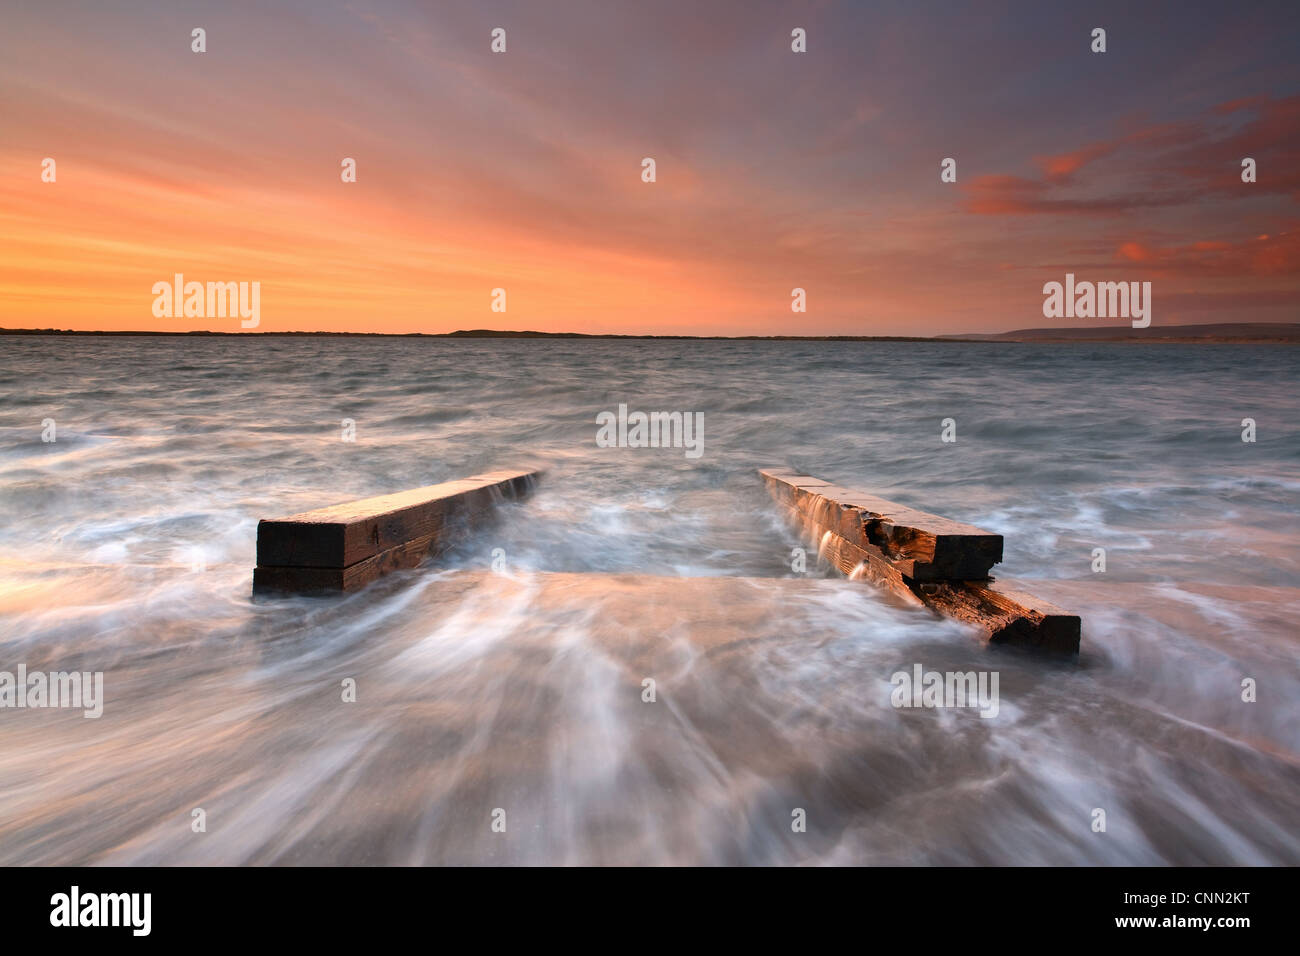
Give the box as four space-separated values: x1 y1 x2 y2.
253 468 539 594
911 578 1080 653
759 468 1080 653
768 497 924 606
759 469 1002 580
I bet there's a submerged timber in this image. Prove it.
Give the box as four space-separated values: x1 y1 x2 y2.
253 468 539 593
759 468 1081 654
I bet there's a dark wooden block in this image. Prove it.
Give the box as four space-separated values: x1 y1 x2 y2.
256 469 538 569
253 531 447 594
253 468 539 594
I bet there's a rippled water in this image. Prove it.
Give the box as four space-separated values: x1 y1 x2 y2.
0 335 1297 864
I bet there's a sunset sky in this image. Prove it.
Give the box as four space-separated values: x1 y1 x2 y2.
1 0 1297 335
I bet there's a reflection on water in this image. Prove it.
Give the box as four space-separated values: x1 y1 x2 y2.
0 337 1297 864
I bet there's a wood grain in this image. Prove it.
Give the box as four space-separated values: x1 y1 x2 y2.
760 469 1002 580
253 468 539 594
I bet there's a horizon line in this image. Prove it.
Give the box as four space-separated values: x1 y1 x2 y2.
3 322 1300 344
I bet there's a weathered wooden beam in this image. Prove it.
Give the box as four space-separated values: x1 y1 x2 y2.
911 578 1081 653
253 468 539 594
770 499 924 607
760 468 1002 580
760 468 1080 653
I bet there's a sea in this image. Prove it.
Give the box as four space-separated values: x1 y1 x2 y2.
0 335 1296 864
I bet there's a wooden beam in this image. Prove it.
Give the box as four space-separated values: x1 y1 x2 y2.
760 468 1079 653
253 468 539 594
759 469 1002 580
771 499 924 607
911 578 1081 653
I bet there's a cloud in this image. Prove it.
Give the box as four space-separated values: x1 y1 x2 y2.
962 174 1187 216
1111 231 1300 278
965 95 1300 217
1034 141 1122 183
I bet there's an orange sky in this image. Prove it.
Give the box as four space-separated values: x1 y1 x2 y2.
1 1 1297 335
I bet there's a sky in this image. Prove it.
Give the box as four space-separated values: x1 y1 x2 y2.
1 0 1297 335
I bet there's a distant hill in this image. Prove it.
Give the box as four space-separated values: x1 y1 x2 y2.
942 323 1300 344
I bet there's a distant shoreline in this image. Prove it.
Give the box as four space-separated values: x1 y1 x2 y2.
2 323 1298 344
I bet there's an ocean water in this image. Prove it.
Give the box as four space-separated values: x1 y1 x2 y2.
0 335 1297 865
